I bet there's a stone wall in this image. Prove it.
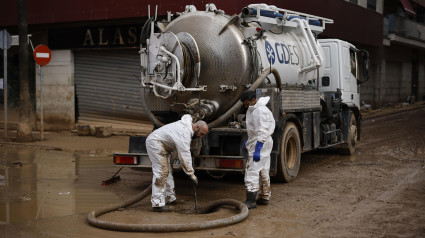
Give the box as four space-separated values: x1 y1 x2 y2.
35 50 74 131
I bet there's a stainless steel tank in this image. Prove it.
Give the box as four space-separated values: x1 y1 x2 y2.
164 11 253 120
141 4 331 124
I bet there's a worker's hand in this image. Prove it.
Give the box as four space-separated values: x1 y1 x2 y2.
241 140 248 150
253 141 264 162
190 174 198 187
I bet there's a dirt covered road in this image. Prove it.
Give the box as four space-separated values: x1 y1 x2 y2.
1 107 424 237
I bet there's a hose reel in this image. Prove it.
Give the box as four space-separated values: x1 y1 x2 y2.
141 31 205 99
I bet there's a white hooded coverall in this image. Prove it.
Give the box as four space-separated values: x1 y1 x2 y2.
245 96 275 200
146 114 195 207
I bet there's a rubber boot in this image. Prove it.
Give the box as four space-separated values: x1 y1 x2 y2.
244 191 257 209
256 197 269 205
152 205 170 212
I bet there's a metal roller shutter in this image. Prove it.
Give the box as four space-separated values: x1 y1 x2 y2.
74 49 168 127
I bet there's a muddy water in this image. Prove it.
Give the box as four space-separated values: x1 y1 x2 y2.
0 147 122 224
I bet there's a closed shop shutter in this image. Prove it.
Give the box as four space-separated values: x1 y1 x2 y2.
74 49 169 128
385 61 402 104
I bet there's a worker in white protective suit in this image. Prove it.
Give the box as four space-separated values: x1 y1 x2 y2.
146 114 208 212
240 90 275 209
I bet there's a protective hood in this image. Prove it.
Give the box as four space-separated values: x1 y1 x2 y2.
252 96 270 110
181 114 193 129
181 114 194 136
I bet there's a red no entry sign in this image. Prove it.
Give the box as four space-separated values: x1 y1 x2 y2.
33 44 51 66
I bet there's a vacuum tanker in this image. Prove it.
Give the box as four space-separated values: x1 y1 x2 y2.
114 3 370 182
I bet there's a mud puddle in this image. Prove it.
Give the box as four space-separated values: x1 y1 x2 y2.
0 146 123 224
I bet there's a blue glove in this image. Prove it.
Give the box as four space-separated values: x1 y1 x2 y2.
253 141 264 162
242 140 248 150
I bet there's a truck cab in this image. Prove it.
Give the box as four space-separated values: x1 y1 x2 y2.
319 39 361 109
318 39 369 144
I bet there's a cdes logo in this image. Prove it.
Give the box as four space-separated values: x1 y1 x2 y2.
264 40 300 66
265 40 276 65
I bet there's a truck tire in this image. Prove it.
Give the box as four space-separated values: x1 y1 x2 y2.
274 122 301 183
341 114 357 155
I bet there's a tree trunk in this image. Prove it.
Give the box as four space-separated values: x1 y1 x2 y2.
17 0 33 142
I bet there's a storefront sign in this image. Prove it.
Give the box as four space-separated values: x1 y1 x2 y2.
48 23 146 49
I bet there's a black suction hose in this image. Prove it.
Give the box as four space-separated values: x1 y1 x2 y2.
87 184 249 232
141 67 282 129
208 67 282 128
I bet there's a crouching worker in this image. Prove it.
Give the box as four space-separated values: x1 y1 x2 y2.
146 114 208 212
240 90 275 209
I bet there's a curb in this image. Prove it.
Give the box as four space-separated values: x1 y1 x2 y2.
361 102 425 120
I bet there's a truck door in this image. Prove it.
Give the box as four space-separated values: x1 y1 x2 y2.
341 45 359 107
319 41 339 92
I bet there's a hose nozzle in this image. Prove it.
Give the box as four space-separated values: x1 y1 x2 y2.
193 182 198 212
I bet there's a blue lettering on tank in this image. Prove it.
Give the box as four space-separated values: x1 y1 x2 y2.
267 40 300 65
265 40 276 65
275 42 284 64
280 44 290 64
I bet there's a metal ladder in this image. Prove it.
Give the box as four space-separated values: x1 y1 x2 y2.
291 18 324 74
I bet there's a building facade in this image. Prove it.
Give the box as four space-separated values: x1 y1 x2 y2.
0 0 423 130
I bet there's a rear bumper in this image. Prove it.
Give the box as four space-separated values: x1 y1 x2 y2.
113 153 246 172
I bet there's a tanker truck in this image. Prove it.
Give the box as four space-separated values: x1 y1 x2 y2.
113 3 370 182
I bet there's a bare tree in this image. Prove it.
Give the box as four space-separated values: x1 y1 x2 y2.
17 0 33 142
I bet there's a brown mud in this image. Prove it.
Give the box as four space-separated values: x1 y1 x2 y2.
0 105 424 237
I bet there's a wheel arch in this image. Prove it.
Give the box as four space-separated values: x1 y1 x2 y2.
342 103 361 141
274 113 303 152
271 114 303 183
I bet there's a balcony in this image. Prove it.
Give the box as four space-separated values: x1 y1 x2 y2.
384 14 425 39
384 14 425 48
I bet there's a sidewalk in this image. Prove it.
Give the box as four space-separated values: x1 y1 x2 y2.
0 131 132 155
360 101 425 119
1 101 424 154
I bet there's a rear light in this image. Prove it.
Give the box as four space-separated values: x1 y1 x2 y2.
217 159 244 169
114 155 138 165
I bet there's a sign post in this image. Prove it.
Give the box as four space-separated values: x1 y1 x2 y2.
1 29 12 139
33 44 51 140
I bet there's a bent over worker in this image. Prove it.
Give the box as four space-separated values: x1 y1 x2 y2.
240 90 275 209
146 114 208 212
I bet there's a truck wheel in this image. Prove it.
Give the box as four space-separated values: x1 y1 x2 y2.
341 114 357 155
275 122 301 183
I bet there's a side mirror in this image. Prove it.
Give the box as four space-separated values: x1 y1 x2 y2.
357 49 370 84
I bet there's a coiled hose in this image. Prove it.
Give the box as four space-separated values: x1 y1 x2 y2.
87 184 249 232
